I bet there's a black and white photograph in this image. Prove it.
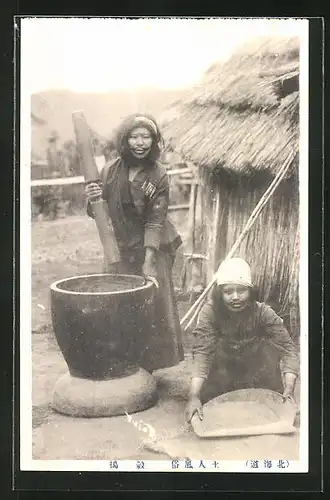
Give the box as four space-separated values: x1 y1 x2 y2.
20 17 309 473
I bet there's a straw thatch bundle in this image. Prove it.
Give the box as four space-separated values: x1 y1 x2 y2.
162 36 300 338
162 36 299 178
196 37 299 110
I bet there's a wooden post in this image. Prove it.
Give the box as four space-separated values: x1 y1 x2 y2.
72 111 120 268
207 190 220 283
186 183 197 255
190 183 204 296
183 182 197 296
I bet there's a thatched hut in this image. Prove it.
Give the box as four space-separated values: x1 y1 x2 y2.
162 36 300 339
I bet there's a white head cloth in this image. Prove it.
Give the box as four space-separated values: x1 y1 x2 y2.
215 258 253 287
133 116 158 136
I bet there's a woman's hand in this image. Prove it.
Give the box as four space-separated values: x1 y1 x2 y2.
142 260 158 280
143 247 158 280
85 182 103 202
282 372 297 402
185 396 203 423
282 384 295 402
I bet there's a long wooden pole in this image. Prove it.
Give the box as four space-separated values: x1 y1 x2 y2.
72 111 121 268
181 150 296 329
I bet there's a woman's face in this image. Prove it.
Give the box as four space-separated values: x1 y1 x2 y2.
128 127 153 159
221 284 250 312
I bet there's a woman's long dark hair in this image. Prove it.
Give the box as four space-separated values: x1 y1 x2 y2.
115 113 165 163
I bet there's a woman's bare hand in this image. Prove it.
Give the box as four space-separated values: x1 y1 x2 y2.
282 372 297 402
85 182 103 201
143 247 158 280
185 396 203 423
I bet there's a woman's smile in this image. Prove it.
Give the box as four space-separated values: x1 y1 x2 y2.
133 147 148 154
128 126 153 158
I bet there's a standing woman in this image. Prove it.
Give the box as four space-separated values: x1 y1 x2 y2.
85 113 184 372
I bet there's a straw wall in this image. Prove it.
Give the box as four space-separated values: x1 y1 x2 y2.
200 169 300 339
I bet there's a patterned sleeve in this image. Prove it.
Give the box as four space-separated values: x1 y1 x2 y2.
261 304 299 376
192 302 219 379
144 174 169 250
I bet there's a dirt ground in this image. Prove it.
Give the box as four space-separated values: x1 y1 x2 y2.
30 215 300 463
31 214 194 460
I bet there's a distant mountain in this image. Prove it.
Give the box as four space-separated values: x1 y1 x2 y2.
31 87 187 159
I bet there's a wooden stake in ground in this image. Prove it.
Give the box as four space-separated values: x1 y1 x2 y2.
72 111 120 269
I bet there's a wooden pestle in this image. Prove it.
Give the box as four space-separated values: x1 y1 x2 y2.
72 111 120 268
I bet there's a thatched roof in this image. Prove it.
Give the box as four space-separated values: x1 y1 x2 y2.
161 36 299 179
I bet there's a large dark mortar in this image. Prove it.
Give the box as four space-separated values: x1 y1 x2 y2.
50 274 155 380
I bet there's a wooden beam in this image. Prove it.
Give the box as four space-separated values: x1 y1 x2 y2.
31 176 85 187
166 167 193 176
30 167 194 187
168 204 189 211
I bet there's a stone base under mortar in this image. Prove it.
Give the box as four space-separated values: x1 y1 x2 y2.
52 368 158 417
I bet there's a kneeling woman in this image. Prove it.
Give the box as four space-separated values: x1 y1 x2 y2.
85 114 184 373
185 258 299 422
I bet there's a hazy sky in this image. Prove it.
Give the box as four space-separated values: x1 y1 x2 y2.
21 18 307 94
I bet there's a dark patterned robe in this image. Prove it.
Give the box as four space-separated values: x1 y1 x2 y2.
87 157 184 371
